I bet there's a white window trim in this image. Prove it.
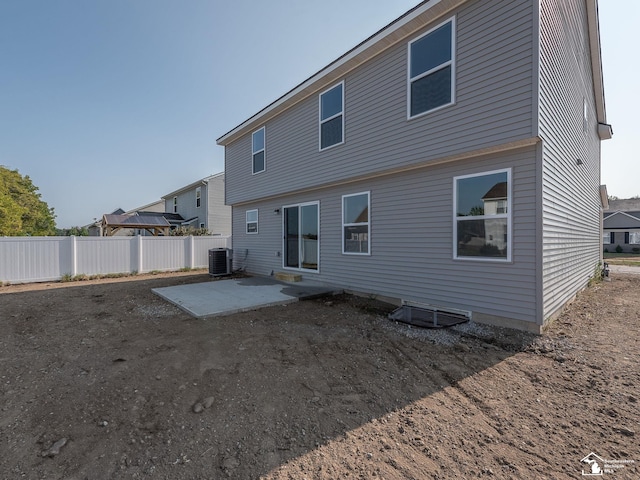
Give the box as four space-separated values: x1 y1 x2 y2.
342 191 371 256
453 168 512 262
603 232 611 245
282 201 320 273
318 81 345 151
195 187 201 208
252 127 266 175
630 232 640 245
246 209 258 234
407 16 456 120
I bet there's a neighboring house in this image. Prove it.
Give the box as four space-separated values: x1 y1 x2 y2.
603 199 640 253
216 0 612 332
161 172 231 236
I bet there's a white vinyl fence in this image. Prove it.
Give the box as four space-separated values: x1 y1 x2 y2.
0 235 232 284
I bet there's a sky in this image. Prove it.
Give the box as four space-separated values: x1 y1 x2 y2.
0 0 638 228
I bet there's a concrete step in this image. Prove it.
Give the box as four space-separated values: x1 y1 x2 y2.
274 271 302 282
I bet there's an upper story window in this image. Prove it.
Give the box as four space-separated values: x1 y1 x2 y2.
454 169 511 261
196 187 201 208
342 192 370 255
252 127 265 174
173 196 178 213
408 17 455 119
246 209 258 234
319 82 344 150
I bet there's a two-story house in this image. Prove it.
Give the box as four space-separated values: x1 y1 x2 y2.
161 172 231 236
216 0 611 332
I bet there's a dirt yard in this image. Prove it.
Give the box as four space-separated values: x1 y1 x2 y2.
1 271 638 479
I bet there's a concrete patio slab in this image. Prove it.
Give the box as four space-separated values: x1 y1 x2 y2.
152 276 341 318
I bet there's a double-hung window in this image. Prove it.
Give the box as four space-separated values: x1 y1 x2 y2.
173 196 178 213
319 82 344 150
246 209 258 234
252 127 265 174
408 18 455 118
342 192 370 254
630 232 640 245
196 187 201 208
454 169 511 261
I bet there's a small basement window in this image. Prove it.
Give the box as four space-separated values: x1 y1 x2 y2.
389 303 469 329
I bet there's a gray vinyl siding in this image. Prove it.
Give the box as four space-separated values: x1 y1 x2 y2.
232 146 538 325
539 0 602 320
225 0 535 206
166 188 202 226
206 175 232 236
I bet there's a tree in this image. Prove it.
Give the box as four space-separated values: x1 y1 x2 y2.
56 226 89 236
0 166 56 236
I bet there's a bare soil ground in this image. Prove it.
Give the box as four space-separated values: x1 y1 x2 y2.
1 271 638 479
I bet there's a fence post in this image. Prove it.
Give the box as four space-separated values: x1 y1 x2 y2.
137 235 143 273
189 236 195 269
70 236 77 276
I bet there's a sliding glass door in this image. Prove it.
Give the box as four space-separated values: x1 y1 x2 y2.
283 202 319 271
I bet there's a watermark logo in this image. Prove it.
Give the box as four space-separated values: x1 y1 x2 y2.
581 452 635 476
581 453 604 476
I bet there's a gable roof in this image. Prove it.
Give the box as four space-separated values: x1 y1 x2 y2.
603 211 640 229
101 213 172 237
102 214 171 228
161 172 224 199
216 0 608 146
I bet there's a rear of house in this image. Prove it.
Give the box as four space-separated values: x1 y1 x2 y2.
217 0 610 332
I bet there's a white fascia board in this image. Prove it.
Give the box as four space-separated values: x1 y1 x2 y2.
599 185 609 209
586 0 607 125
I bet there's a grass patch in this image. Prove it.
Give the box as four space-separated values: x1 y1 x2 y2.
60 272 137 283
603 252 640 267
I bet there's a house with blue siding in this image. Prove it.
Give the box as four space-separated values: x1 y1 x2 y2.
216 0 612 332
